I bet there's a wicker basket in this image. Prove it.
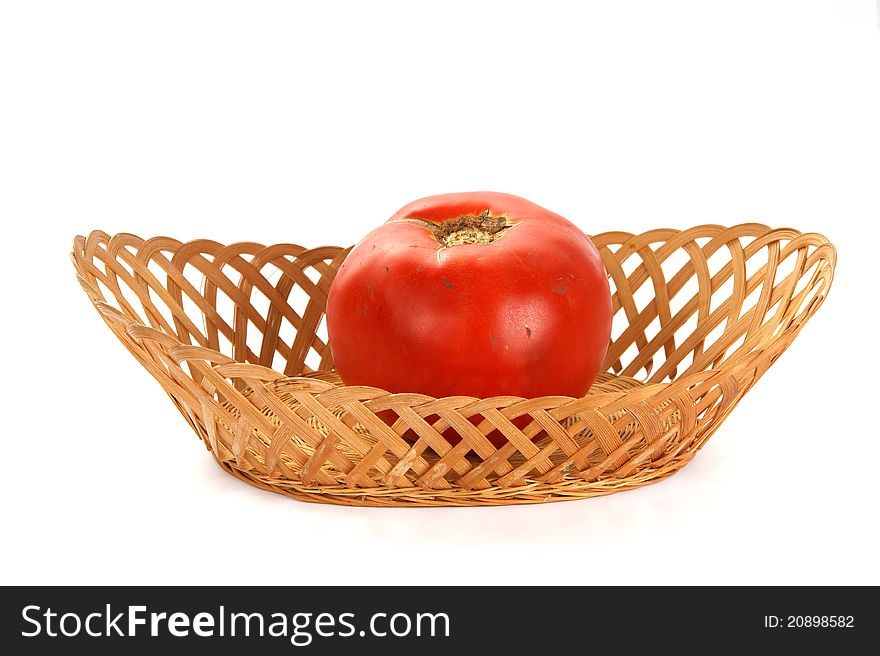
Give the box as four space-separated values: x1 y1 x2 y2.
71 224 835 506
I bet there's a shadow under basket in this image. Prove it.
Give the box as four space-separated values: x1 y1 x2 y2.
72 225 835 506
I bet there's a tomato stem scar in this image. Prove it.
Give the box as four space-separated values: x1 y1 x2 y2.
403 209 514 248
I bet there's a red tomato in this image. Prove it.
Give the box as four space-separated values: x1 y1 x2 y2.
326 191 612 446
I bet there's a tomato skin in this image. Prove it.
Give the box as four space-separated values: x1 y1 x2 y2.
326 192 612 444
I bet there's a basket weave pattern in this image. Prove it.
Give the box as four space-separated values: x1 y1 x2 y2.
72 225 834 506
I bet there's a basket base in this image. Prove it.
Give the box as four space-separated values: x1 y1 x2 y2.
211 371 699 507
218 455 693 507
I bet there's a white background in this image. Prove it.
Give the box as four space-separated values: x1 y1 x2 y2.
2 1 878 586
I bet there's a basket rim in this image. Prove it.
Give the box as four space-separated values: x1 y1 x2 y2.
71 223 836 407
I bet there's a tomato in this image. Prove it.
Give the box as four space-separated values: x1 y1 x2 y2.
326 191 612 446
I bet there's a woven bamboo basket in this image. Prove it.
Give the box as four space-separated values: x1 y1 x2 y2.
72 224 835 506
